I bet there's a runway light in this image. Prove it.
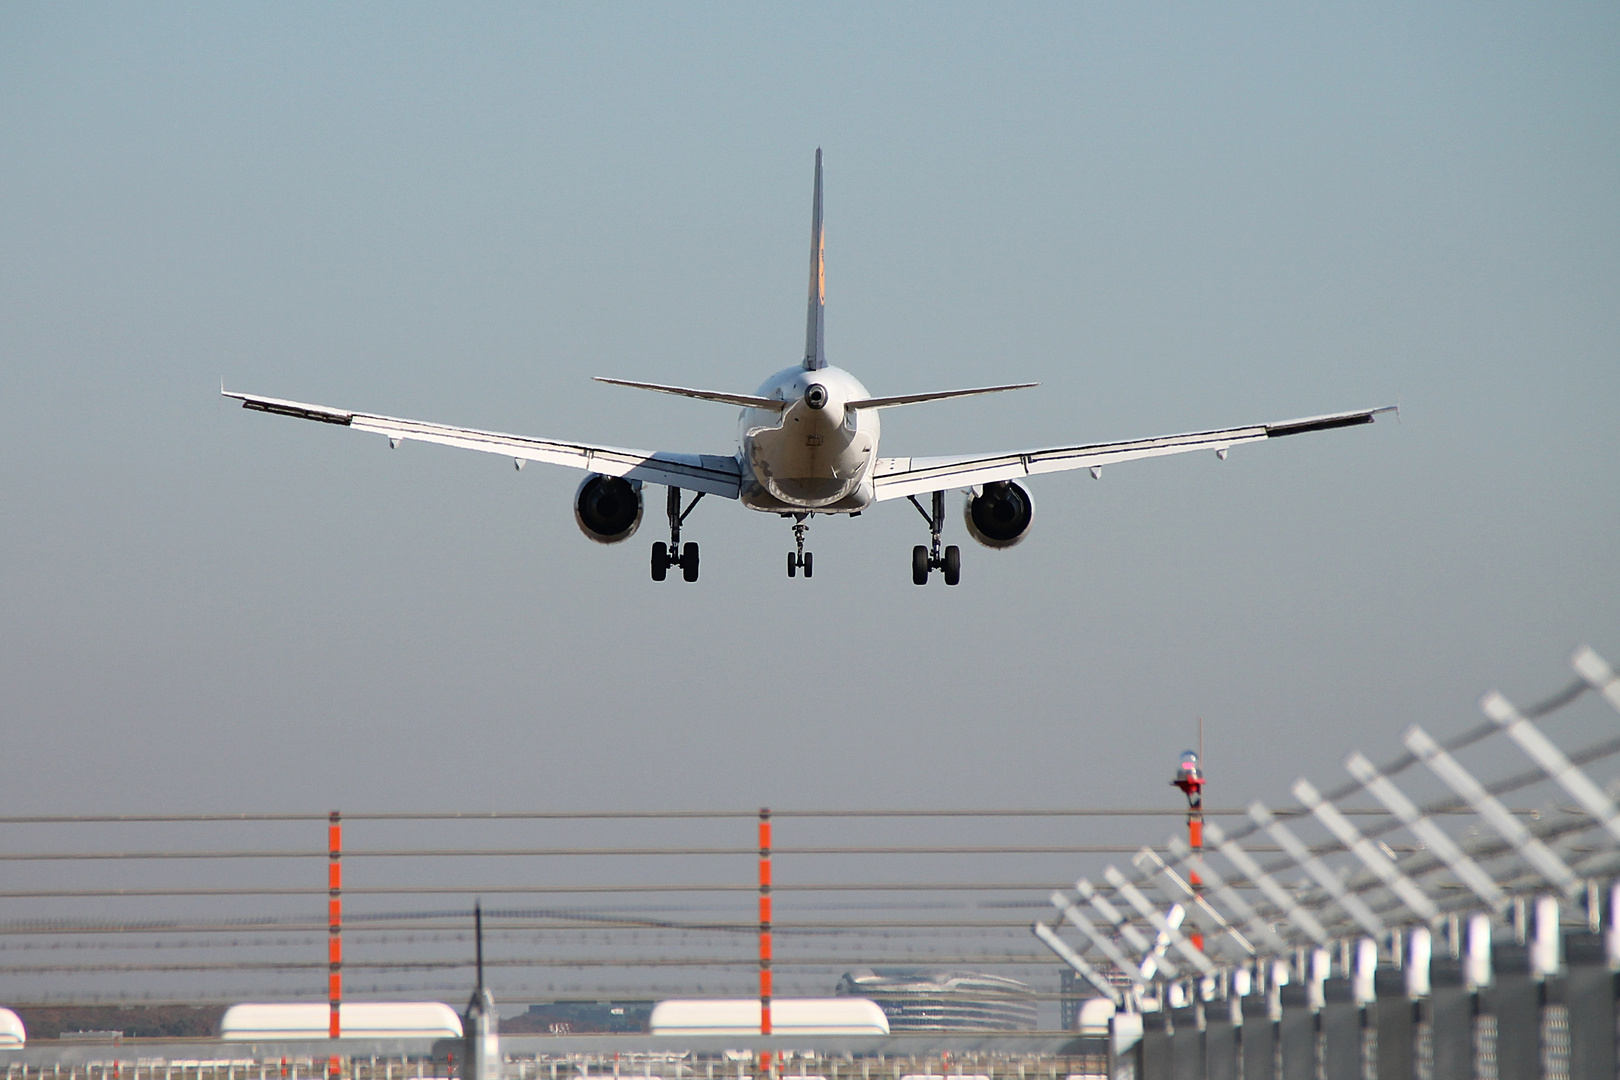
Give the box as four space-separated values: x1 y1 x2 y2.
1171 751 1203 808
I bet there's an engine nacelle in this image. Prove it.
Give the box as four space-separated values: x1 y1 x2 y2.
573 474 643 544
963 481 1034 548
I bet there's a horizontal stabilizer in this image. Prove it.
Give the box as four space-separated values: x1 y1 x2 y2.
593 377 785 411
846 382 1038 410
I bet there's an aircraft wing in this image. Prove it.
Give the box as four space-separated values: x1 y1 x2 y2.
224 390 743 499
871 406 1394 501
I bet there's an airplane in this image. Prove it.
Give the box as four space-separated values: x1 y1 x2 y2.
225 150 1393 586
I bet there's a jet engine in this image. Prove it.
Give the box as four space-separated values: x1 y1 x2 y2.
573 474 643 544
963 481 1034 548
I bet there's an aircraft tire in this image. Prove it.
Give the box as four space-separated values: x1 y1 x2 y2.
788 552 796 578
912 545 930 585
803 552 813 579
943 545 960 586
682 542 699 582
651 542 668 581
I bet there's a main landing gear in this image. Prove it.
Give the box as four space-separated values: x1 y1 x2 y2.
908 490 960 586
786 514 813 579
651 487 703 583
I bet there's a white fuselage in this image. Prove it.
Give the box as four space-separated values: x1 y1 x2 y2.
736 365 879 513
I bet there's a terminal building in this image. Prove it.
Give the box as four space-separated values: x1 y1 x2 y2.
834 969 1038 1032
507 1001 653 1034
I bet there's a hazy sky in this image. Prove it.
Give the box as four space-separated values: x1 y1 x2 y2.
2 3 1616 825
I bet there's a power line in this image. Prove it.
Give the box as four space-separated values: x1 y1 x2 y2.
0 806 1449 826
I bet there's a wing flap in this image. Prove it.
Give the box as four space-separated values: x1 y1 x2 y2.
226 390 742 499
235 393 355 426
1265 410 1383 437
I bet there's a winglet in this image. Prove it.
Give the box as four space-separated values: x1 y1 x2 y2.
803 148 826 372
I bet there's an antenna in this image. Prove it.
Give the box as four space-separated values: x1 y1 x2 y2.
474 900 484 993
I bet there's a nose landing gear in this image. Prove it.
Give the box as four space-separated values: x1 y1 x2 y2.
786 515 813 579
908 490 960 586
652 487 704 582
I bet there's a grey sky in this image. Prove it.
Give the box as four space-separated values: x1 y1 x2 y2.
2 2 1616 832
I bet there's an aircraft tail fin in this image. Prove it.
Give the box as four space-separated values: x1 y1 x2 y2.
803 149 826 371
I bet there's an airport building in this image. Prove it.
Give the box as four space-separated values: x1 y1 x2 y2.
834 969 1038 1032
508 1001 654 1035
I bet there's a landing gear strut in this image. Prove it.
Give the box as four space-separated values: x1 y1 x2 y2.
786 514 813 579
908 490 960 586
651 487 703 582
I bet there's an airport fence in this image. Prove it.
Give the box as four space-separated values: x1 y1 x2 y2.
0 806 1266 1013
1030 644 1620 1080
0 643 1616 1080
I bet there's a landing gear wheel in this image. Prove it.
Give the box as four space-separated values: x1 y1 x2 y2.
912 545 930 585
657 487 707 583
942 545 960 586
787 516 813 581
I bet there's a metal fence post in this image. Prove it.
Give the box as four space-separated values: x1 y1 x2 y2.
1238 991 1273 1080
1562 931 1616 1080
1426 958 1474 1080
1170 1003 1205 1080
1204 992 1237 1080
1487 944 1540 1080
1275 985 1313 1080
1110 1014 1140 1080
1141 1012 1173 1080
1372 966 1414 1080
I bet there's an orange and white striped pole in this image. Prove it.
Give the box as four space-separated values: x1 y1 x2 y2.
758 807 772 1073
1187 808 1205 953
1171 751 1205 952
328 810 342 1077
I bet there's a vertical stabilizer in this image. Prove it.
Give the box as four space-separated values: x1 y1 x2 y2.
804 149 826 371
464 902 499 1080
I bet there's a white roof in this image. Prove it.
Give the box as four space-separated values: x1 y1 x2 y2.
220 1003 462 1040
649 999 888 1036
